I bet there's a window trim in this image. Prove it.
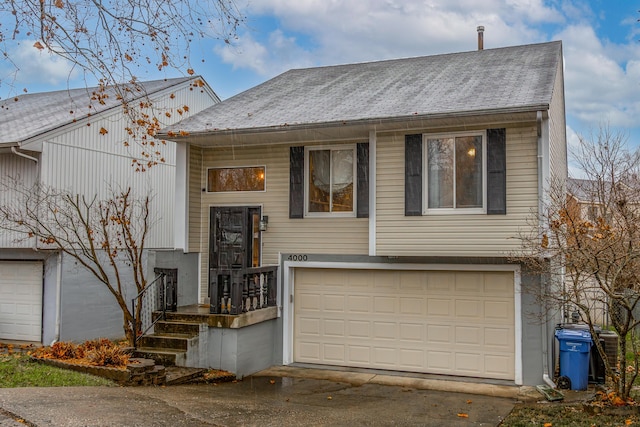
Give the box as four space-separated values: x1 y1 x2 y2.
206 165 267 193
304 145 357 218
423 131 487 215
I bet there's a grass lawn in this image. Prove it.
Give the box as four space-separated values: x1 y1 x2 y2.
501 402 640 426
0 353 115 387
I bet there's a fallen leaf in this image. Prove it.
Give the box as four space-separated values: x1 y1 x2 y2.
327 396 332 400
625 420 633 426
466 400 472 404
612 396 626 407
457 413 468 418
544 423 552 427
269 379 275 384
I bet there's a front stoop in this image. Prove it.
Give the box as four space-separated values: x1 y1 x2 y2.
133 319 206 367
133 305 278 377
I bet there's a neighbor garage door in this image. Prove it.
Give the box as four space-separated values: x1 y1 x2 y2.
0 261 43 341
294 268 515 380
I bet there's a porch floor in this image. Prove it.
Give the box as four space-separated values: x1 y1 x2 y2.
157 304 278 329
170 304 211 315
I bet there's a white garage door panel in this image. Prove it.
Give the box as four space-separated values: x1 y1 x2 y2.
294 268 515 380
0 261 43 341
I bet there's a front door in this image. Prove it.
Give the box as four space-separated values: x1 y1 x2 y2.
209 206 261 313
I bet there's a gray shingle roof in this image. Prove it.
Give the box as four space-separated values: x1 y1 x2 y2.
0 77 194 145
162 41 562 136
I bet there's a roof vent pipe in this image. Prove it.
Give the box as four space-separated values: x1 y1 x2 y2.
477 26 484 50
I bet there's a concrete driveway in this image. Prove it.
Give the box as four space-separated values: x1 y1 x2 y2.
0 367 524 426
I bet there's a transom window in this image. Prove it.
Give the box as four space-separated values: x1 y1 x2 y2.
425 132 485 213
207 166 265 192
305 146 355 215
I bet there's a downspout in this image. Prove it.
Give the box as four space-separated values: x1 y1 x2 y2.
52 252 63 345
537 111 556 388
11 146 38 163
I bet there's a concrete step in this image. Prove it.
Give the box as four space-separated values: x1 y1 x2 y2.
162 312 212 324
165 366 207 385
133 348 186 366
137 333 194 351
154 321 201 336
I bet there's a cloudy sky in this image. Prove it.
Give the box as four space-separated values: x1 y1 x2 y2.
1 0 639 176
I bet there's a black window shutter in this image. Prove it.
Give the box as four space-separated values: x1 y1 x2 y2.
356 143 369 218
487 128 507 215
405 134 423 216
289 146 304 218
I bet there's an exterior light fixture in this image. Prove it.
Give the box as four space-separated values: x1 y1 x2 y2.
259 216 269 232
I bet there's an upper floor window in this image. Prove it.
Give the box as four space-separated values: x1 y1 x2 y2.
425 132 486 214
305 146 355 216
207 166 265 192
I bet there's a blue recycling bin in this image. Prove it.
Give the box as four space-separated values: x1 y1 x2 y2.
555 328 592 390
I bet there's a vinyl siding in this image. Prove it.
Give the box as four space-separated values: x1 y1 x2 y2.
376 125 539 257
37 81 217 249
188 145 203 253
196 143 369 302
0 154 39 248
548 60 567 183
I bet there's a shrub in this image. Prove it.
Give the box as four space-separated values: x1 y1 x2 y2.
31 338 128 368
50 341 78 360
86 344 129 368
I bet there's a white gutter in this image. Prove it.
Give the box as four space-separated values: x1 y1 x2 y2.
368 130 376 256
11 146 38 163
537 110 556 388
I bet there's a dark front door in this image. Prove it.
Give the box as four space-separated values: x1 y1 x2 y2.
209 206 261 314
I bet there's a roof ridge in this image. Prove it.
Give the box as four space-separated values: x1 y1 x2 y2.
284 40 562 73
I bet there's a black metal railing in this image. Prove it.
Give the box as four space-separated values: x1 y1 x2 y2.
132 272 166 349
209 266 278 315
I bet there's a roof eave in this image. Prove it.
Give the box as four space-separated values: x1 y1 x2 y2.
160 104 550 141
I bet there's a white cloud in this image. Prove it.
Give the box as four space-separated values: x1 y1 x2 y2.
557 25 640 130
215 30 314 76
221 0 567 78
7 41 79 86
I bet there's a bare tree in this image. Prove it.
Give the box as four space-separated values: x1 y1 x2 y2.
1 1 244 166
515 125 640 401
0 177 154 346
1 0 244 94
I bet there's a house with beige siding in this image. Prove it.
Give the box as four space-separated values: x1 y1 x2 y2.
0 77 219 345
156 41 567 385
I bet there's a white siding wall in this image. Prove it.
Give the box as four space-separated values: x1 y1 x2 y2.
549 60 568 183
38 81 217 249
0 154 39 248
375 125 539 257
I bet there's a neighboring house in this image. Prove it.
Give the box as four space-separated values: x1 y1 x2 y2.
0 77 219 344
159 41 567 386
566 177 618 327
564 178 609 328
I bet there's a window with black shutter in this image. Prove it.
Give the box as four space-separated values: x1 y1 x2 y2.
289 143 369 218
404 129 506 215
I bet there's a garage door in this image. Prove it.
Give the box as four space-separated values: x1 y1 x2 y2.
294 268 515 380
0 261 43 341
